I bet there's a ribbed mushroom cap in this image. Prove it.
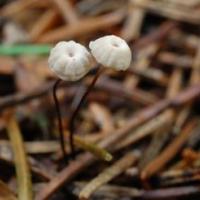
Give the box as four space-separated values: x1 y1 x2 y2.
89 35 132 71
48 41 92 81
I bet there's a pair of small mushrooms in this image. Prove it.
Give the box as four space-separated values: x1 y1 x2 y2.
48 35 132 158
49 35 132 81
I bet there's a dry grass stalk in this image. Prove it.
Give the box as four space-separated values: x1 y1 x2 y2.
0 140 60 154
95 77 159 105
79 151 140 200
36 9 125 43
158 52 193 69
130 66 169 86
124 44 159 89
140 185 200 199
52 0 78 24
133 21 177 50
74 181 141 199
169 124 200 170
5 114 33 200
66 131 113 162
141 119 198 179
0 0 49 17
166 69 183 99
114 109 174 150
121 1 145 41
138 127 171 170
138 67 182 169
132 0 200 24
89 103 115 132
75 181 200 199
30 9 59 41
173 42 200 134
55 130 113 162
159 166 200 186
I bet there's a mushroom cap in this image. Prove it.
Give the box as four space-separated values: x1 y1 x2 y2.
89 35 132 71
48 41 92 81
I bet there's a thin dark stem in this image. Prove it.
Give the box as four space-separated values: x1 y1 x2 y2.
53 79 67 159
69 67 104 158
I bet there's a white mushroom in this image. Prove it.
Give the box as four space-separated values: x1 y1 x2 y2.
89 35 132 71
48 41 92 81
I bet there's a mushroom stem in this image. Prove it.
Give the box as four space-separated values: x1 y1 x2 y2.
69 66 104 158
53 79 68 159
